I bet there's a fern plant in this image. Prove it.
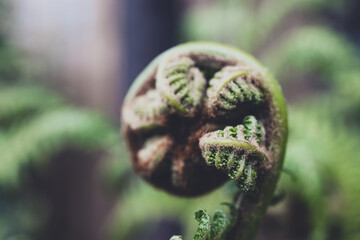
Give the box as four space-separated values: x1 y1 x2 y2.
121 42 288 240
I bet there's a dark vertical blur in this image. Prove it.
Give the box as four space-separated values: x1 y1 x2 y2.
34 149 113 240
342 0 360 45
325 0 360 46
120 1 184 239
121 0 182 105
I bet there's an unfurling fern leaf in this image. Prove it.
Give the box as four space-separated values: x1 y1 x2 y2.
193 209 211 240
122 89 171 130
156 56 206 115
171 203 237 240
207 66 263 116
199 116 266 192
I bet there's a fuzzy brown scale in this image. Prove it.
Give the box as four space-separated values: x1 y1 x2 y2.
121 43 286 197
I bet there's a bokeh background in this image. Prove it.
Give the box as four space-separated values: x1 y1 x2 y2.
0 0 360 239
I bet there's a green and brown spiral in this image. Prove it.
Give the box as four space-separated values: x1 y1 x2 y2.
206 66 263 117
122 43 287 203
200 116 266 192
122 42 287 240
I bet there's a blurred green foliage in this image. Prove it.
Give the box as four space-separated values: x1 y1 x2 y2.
0 4 127 239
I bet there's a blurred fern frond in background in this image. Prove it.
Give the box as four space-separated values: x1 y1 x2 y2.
0 80 125 239
0 6 128 240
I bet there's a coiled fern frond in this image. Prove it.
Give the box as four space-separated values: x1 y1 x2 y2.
157 56 206 115
122 42 287 240
200 116 265 191
122 89 171 130
206 66 263 116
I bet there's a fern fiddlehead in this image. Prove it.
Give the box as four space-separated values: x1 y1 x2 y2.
199 115 266 192
121 42 287 239
122 89 171 130
206 66 263 116
157 56 206 115
171 203 237 240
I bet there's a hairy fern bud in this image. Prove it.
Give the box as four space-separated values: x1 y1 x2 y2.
199 115 266 192
206 66 263 117
157 57 206 115
121 42 287 206
122 89 171 130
